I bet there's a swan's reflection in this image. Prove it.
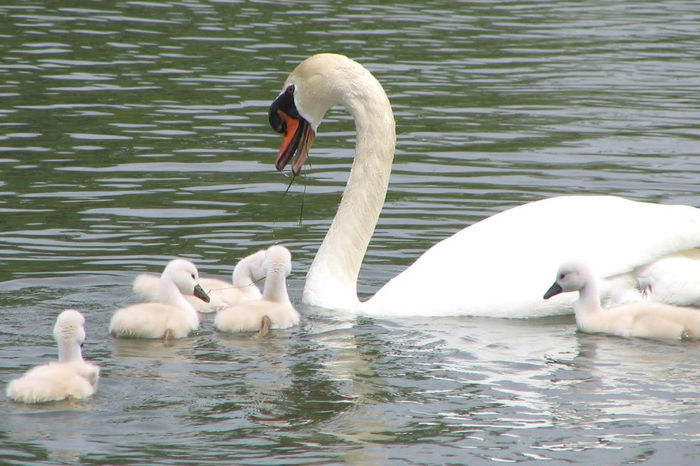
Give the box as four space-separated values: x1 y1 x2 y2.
297 306 698 459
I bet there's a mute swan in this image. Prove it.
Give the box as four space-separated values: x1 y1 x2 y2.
132 250 265 313
544 260 700 340
268 53 700 318
110 258 210 339
6 309 100 403
634 250 700 306
215 245 300 336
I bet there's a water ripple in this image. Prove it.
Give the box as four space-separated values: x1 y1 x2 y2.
1 0 699 464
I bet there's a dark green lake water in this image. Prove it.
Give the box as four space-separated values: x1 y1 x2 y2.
1 1 699 464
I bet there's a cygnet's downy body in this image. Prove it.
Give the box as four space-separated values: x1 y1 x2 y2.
544 260 700 341
132 250 265 313
215 245 299 336
110 258 209 339
6 309 100 403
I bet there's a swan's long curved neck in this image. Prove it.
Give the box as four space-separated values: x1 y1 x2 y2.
57 340 83 363
302 73 396 310
233 267 255 288
574 278 604 318
578 281 600 311
159 278 196 315
263 271 291 304
233 250 264 288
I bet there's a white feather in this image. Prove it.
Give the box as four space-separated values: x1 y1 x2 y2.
6 310 99 403
274 53 700 318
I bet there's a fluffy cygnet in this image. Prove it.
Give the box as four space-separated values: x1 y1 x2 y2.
215 245 299 337
544 260 700 341
110 258 210 339
6 309 100 403
132 250 265 313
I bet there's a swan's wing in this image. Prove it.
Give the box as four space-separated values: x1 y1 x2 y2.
132 273 160 301
6 363 97 402
215 301 299 332
70 361 100 389
366 196 700 318
635 251 700 306
109 303 173 338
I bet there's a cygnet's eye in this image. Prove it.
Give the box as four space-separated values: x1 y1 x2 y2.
191 273 196 280
559 273 566 280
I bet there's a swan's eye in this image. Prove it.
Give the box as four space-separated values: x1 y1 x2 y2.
286 84 295 95
191 273 196 280
559 273 566 280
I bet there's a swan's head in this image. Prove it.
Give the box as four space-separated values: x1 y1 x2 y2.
54 309 86 347
543 260 591 299
269 53 374 175
263 245 292 277
162 258 210 303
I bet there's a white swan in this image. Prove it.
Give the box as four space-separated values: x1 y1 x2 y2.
6 309 100 403
634 250 700 306
110 258 210 339
132 250 265 313
544 260 700 340
215 245 300 335
268 53 700 318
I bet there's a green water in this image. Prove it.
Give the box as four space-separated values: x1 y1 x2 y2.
1 1 699 464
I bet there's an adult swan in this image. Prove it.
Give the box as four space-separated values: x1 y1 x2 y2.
268 53 700 318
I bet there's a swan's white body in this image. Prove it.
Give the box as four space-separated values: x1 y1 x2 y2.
545 260 700 340
132 250 265 313
634 250 700 306
215 246 300 333
110 259 209 339
6 310 100 403
367 196 700 317
270 53 700 318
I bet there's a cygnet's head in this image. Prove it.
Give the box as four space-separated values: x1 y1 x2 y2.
54 309 86 347
163 258 210 303
543 260 591 299
263 245 292 277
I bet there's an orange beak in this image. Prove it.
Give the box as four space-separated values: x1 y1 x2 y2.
273 110 315 175
269 86 315 175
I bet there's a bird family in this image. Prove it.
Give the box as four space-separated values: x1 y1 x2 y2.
7 53 700 404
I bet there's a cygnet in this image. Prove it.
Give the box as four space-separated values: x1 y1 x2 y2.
132 250 265 312
6 309 100 403
110 258 209 339
544 260 700 341
215 245 299 337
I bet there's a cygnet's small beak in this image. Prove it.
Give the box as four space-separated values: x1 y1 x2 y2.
543 282 563 300
193 284 210 303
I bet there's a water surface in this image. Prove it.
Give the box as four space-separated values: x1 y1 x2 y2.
1 1 699 464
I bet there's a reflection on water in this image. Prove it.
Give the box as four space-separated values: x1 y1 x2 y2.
1 0 699 464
